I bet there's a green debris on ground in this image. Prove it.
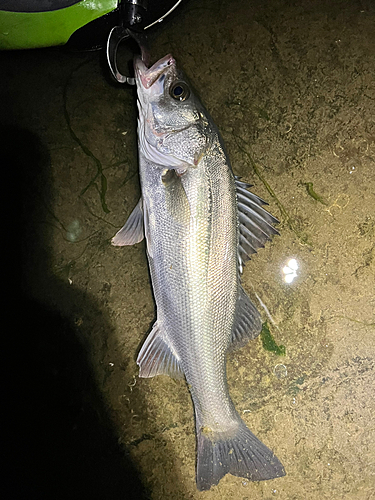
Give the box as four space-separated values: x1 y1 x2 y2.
304 182 328 205
260 321 286 356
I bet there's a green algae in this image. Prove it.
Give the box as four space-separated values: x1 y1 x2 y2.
304 182 328 205
260 322 286 356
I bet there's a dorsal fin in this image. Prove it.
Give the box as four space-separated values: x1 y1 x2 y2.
230 286 262 350
235 178 279 273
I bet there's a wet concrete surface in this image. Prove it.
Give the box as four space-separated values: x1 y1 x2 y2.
2 0 374 498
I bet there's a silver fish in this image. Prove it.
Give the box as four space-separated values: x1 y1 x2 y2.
112 54 285 490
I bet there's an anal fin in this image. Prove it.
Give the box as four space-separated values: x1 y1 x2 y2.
137 322 184 379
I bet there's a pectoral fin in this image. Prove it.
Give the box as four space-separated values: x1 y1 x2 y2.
111 198 144 246
162 169 190 224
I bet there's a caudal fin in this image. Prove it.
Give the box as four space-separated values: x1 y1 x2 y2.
196 419 285 491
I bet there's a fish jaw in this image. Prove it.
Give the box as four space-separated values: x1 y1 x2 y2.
135 54 176 91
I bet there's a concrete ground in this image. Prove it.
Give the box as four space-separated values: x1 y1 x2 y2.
2 0 374 499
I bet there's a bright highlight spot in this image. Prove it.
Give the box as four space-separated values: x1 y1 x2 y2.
282 258 299 283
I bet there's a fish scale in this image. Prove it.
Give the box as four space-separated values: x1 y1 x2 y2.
112 53 285 490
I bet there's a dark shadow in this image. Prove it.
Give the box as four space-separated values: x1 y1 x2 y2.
2 121 149 499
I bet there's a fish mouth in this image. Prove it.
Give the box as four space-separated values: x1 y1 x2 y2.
134 54 176 89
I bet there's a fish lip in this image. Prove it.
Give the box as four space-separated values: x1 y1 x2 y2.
134 54 176 89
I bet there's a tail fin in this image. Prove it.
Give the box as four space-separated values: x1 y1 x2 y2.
196 419 285 491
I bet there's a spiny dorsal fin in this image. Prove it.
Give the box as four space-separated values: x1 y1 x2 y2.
235 178 279 273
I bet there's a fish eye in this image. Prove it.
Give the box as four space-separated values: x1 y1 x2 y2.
170 81 190 101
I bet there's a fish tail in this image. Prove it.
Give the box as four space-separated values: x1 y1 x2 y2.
196 417 285 491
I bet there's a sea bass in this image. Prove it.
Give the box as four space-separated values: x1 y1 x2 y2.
112 54 285 490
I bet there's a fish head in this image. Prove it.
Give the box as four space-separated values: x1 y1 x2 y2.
135 54 213 170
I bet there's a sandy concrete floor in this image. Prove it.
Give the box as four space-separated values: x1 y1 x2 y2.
2 1 374 499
